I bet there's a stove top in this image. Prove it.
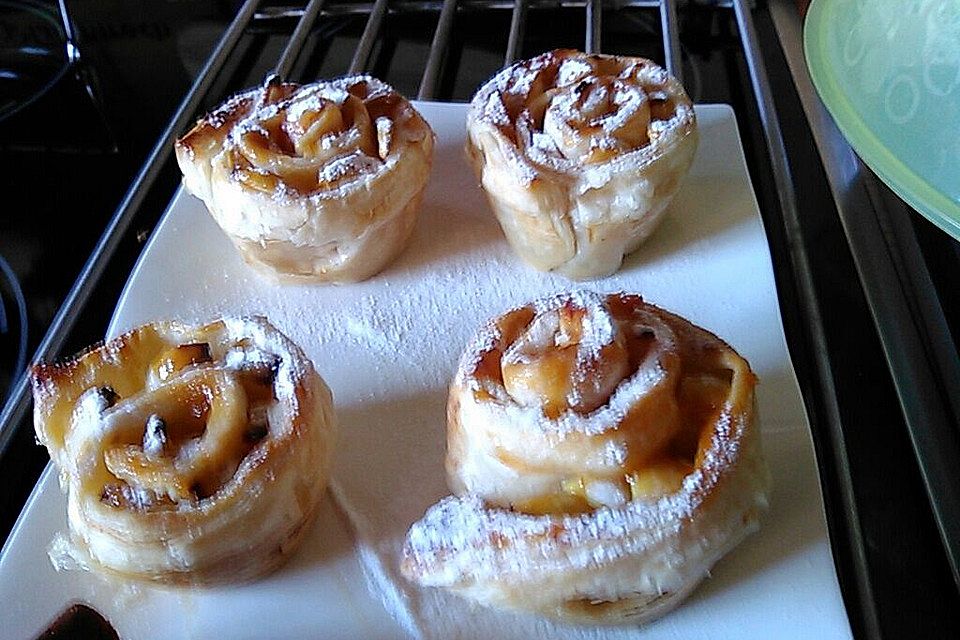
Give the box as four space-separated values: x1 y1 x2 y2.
1 2 958 638
0 0 230 389
0 0 229 553
0 254 27 403
0 0 69 121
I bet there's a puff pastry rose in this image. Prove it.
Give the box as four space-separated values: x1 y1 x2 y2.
401 291 768 624
175 76 434 283
467 50 698 279
31 317 336 584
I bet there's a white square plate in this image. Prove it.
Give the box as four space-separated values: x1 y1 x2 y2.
0 103 851 639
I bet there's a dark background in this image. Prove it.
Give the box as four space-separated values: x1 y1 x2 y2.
1 1 959 638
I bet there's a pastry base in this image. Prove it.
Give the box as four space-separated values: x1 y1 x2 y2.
232 186 426 284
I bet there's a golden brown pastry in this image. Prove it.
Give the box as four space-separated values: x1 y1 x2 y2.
467 50 698 280
32 317 336 584
175 76 434 283
401 291 768 624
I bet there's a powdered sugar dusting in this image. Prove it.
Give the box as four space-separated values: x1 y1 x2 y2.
142 414 166 458
556 57 594 86
221 316 309 406
544 290 617 365
376 116 393 159
458 291 677 437
469 49 696 182
318 152 379 185
330 481 425 640
482 90 510 127
283 86 351 122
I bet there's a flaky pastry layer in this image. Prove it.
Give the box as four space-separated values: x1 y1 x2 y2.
467 50 698 279
32 317 336 584
402 292 768 624
176 76 434 282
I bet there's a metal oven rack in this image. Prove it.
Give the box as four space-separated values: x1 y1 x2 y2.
2 1 959 637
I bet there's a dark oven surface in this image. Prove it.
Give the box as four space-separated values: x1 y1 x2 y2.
1 1 958 637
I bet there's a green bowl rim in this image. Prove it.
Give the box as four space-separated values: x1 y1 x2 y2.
803 0 960 239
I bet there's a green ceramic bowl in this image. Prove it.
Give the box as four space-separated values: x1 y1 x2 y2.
805 0 960 239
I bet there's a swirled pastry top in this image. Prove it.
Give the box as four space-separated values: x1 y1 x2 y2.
466 50 697 279
177 75 430 201
447 290 754 511
403 292 768 622
175 76 433 282
469 49 696 182
31 317 336 583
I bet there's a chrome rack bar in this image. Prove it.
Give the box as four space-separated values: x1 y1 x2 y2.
256 0 667 18
766 1 960 590
860 176 960 588
0 0 263 456
504 0 528 65
585 0 602 54
730 0 882 634
419 0 459 99
275 0 327 79
660 0 682 82
57 0 118 152
349 0 390 74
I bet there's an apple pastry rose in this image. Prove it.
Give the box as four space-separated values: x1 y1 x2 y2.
467 50 698 279
402 291 768 624
31 317 336 584
176 76 434 283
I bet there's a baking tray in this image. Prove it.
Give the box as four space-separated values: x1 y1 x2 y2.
0 102 851 639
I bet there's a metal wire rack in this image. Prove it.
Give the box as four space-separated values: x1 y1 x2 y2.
0 0 784 444
3 1 960 636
